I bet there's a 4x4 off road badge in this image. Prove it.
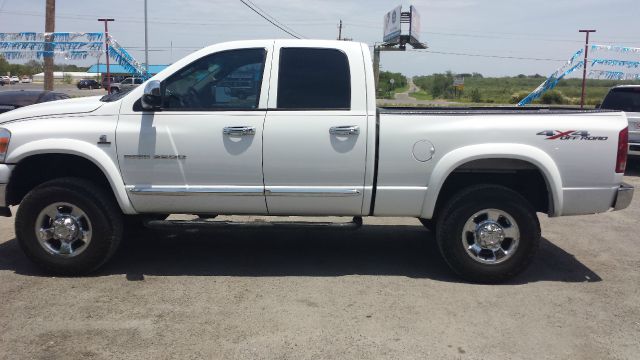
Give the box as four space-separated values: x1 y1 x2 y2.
537 130 608 141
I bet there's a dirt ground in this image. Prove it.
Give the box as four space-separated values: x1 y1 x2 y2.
1 164 639 360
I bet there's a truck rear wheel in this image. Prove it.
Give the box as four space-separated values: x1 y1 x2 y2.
15 178 123 275
435 184 540 283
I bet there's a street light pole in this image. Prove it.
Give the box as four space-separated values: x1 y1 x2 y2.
144 0 149 77
579 29 596 109
98 18 114 93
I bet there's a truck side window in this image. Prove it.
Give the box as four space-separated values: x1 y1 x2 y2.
277 48 351 110
162 48 266 110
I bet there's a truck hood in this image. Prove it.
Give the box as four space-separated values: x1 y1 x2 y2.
0 96 104 124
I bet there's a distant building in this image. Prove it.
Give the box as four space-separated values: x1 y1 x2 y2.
32 72 97 82
86 64 169 77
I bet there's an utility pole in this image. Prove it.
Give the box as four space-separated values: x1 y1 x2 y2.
337 20 342 40
579 29 596 109
43 0 55 91
98 18 114 93
373 44 404 94
144 0 149 77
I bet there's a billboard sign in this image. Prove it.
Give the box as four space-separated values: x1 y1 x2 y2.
409 5 421 44
383 5 402 43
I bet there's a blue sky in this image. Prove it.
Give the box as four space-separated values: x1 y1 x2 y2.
0 0 638 77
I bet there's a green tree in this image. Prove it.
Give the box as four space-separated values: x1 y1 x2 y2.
430 72 454 98
377 71 407 99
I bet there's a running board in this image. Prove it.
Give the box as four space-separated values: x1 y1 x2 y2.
144 216 363 231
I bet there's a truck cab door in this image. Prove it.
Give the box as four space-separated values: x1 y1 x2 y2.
116 45 273 214
262 43 369 215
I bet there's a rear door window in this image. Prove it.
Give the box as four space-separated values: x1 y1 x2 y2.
277 48 351 109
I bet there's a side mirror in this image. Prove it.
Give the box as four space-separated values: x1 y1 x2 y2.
141 80 162 110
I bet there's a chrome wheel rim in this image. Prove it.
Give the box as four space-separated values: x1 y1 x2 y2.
461 208 520 264
35 202 92 258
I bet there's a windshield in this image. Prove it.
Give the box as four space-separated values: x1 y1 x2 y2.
601 88 640 112
100 87 135 102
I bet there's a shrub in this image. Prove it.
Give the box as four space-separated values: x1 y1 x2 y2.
470 88 482 103
510 92 529 104
540 90 566 105
63 73 73 84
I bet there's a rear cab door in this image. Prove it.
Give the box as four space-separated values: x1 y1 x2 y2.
262 40 372 215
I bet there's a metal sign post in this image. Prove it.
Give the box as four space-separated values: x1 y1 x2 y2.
375 5 428 92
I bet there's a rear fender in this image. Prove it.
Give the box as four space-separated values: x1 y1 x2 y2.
421 143 563 219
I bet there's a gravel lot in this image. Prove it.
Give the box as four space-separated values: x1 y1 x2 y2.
0 164 639 358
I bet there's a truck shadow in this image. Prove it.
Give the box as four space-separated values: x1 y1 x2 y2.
0 225 601 284
625 158 640 177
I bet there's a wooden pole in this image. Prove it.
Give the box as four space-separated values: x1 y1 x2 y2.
43 0 55 91
579 29 596 109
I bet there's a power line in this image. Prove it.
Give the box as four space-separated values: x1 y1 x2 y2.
242 0 305 38
409 49 566 62
238 0 303 39
346 22 638 44
0 9 312 31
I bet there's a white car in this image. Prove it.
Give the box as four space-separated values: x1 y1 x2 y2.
9 76 20 84
0 39 633 282
20 77 32 83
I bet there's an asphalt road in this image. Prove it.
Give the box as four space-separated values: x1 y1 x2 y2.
0 163 639 359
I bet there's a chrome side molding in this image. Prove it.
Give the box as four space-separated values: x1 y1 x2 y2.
127 186 362 197
265 188 361 197
127 186 264 196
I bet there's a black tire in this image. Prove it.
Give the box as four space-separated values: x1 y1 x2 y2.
435 184 540 283
418 218 436 232
15 177 123 275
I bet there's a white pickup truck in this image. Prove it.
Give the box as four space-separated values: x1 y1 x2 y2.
0 40 634 282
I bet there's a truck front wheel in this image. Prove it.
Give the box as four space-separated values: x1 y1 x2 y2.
15 178 123 275
435 185 540 283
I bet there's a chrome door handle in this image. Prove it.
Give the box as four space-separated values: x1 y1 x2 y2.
329 125 360 136
223 126 256 136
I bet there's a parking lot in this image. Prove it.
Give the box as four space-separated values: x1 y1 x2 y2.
0 161 639 359
0 82 107 98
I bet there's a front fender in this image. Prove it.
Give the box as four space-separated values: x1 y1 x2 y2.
420 143 563 219
6 138 136 214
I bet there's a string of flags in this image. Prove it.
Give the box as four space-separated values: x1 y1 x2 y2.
518 44 640 106
0 32 103 42
0 41 103 51
106 35 149 78
0 50 103 60
0 32 150 79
